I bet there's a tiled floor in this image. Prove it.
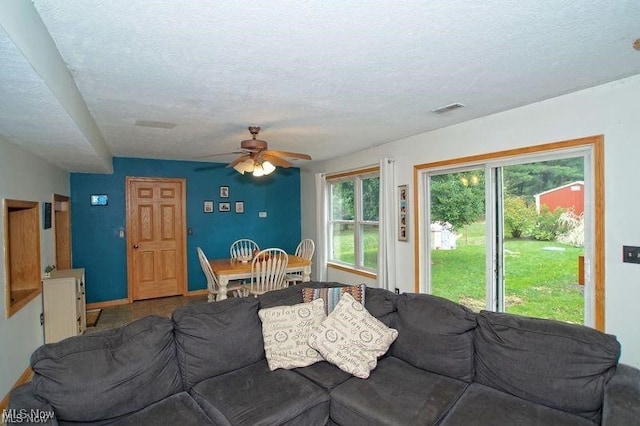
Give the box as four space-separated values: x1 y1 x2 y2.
86 294 208 333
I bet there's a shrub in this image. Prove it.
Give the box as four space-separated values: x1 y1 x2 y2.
504 196 537 238
532 205 567 241
557 210 584 247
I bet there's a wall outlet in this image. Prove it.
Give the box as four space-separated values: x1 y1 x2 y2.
622 245 640 264
259 211 267 218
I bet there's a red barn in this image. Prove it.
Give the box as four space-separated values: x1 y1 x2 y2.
535 181 584 215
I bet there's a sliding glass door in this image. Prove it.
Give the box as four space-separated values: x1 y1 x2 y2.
423 152 588 324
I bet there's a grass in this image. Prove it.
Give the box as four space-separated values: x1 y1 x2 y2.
332 225 378 269
333 221 585 324
432 222 584 323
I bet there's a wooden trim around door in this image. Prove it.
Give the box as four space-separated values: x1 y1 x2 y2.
413 135 605 330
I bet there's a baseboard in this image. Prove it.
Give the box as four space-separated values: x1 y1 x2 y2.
86 298 129 310
187 289 208 297
0 367 33 411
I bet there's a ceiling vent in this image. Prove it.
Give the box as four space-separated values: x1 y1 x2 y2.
431 103 466 114
134 120 177 129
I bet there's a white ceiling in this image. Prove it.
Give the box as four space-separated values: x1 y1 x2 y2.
1 1 639 173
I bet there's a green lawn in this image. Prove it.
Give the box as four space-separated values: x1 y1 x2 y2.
432 222 584 323
332 221 584 324
332 225 378 269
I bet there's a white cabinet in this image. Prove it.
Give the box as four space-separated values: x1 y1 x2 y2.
42 268 86 343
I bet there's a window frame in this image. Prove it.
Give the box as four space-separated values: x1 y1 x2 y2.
327 167 380 275
413 136 604 330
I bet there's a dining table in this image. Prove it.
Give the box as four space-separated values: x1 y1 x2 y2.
209 254 312 301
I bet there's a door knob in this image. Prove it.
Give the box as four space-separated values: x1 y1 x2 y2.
133 244 139 249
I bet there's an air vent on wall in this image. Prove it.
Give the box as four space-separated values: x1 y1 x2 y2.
431 103 466 114
134 120 177 129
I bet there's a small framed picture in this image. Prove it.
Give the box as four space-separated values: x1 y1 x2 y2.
235 201 244 214
43 202 52 229
219 202 230 212
219 186 229 198
90 194 108 206
203 200 214 213
398 185 408 241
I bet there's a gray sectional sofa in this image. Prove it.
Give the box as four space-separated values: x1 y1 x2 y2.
8 282 640 425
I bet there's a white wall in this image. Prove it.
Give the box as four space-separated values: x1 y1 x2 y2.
301 74 640 368
0 139 69 399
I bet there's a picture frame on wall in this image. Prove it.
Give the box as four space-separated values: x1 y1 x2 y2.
219 186 229 198
398 185 408 241
90 194 108 206
219 202 230 212
43 202 52 229
235 201 244 214
203 200 214 213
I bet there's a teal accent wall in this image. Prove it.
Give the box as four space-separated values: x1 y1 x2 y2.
70 157 301 303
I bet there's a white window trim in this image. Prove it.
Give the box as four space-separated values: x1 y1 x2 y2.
327 170 380 274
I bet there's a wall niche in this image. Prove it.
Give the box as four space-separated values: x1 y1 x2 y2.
3 199 41 317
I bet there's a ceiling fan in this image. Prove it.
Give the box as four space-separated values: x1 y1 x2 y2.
198 126 312 176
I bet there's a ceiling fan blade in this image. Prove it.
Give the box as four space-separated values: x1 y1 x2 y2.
227 154 251 168
193 151 244 159
266 150 312 160
262 153 294 168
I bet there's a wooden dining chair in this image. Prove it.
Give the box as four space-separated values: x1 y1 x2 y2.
248 248 289 296
230 239 259 261
285 238 315 286
197 247 246 302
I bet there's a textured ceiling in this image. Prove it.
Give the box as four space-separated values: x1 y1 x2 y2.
1 1 639 173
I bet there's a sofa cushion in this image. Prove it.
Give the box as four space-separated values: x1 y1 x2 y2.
439 383 594 426
294 361 353 390
475 310 620 423
190 360 329 426
259 298 326 370
308 293 398 379
390 293 477 382
172 297 264 389
330 356 468 426
30 315 183 422
364 287 398 326
302 284 366 315
107 391 214 426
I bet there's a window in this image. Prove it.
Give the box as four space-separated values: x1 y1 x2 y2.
328 170 379 272
414 136 604 329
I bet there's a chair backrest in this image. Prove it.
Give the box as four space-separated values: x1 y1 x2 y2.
250 248 289 294
230 239 259 260
295 238 315 261
197 247 218 302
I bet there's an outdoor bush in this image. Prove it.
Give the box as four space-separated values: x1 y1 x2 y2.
504 196 537 238
532 205 567 241
557 210 584 246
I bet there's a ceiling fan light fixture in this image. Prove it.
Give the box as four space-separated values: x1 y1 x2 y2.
233 158 255 174
262 161 276 175
253 164 265 177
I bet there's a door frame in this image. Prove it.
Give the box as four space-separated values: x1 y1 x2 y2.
125 176 188 303
53 194 71 270
413 135 604 330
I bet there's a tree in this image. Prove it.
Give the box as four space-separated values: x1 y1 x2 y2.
504 158 583 200
430 172 485 230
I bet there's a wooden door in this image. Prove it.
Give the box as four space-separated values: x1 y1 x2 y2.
126 177 186 301
53 194 71 270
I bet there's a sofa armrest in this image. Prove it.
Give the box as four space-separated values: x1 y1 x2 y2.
602 363 640 426
6 382 58 425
